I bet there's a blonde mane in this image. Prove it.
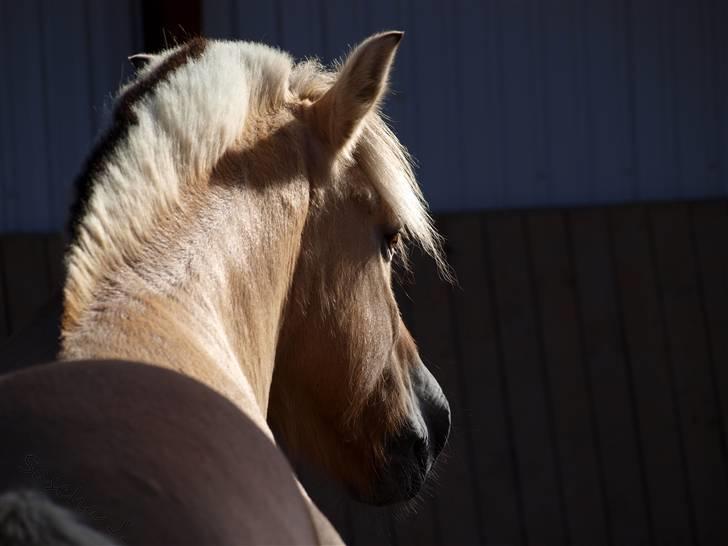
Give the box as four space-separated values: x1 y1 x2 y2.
64 38 445 331
289 59 446 273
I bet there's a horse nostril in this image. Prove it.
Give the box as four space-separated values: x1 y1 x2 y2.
426 396 451 461
409 361 452 473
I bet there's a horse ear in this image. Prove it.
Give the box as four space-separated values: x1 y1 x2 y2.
128 53 157 71
311 31 403 152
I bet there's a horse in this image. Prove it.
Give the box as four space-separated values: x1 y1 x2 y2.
0 31 451 544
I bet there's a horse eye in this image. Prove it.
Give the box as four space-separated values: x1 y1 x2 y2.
382 230 401 261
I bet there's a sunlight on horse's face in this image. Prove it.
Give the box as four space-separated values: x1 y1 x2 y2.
269 32 450 505
271 165 450 504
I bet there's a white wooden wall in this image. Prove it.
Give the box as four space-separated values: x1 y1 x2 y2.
0 0 142 232
205 0 728 212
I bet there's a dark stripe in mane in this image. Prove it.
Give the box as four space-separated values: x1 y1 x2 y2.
68 37 207 240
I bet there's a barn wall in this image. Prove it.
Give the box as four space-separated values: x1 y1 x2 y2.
1 0 725 231
2 201 727 544
0 0 142 232
205 0 728 212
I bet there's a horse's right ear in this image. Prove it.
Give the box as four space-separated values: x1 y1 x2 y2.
310 31 403 153
128 53 157 71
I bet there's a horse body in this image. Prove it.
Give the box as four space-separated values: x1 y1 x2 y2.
0 360 317 545
1 32 451 544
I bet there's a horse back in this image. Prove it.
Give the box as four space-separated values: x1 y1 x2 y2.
0 359 316 545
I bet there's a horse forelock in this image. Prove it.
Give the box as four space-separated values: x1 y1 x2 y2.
287 60 447 276
355 118 448 277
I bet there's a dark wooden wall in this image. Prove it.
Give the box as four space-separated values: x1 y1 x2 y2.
2 201 727 545
0 0 143 232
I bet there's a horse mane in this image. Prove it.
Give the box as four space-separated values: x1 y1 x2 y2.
288 59 447 274
68 38 207 240
64 38 446 329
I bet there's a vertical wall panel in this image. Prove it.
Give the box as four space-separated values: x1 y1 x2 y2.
456 0 505 208
4 0 51 231
1 0 142 233
485 213 567 545
691 203 728 462
649 205 728 544
569 210 652 544
583 0 633 204
626 0 674 202
669 0 712 200
496 0 541 208
408 1 462 209
445 214 523 545
718 0 728 193
0 0 10 231
702 0 724 196
527 212 610 545
610 206 694 544
40 0 93 230
86 1 141 133
540 0 590 205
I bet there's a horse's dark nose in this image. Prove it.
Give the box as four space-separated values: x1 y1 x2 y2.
411 361 451 471
357 362 451 506
422 392 451 470
366 393 450 506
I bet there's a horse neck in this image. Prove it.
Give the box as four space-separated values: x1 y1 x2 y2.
61 181 309 421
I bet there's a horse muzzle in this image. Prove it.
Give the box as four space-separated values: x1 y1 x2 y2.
360 362 451 506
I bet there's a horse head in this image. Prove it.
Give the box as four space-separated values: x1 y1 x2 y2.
63 31 451 509
268 32 451 505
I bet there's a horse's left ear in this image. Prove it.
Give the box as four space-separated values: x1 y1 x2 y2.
310 31 403 152
128 53 157 71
